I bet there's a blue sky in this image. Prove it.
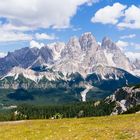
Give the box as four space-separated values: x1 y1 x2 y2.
0 0 140 59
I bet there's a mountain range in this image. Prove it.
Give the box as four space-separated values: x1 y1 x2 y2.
0 32 140 102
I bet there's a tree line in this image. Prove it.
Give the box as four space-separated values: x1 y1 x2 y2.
5 101 115 121
0 101 116 121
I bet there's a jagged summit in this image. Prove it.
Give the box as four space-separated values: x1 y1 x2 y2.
0 32 139 106
79 32 98 51
0 32 138 78
0 32 140 96
101 36 119 50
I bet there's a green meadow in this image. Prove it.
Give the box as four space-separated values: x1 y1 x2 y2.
0 113 140 140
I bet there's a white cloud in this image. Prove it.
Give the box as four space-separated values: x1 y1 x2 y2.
116 40 129 48
0 0 97 30
0 28 57 42
116 40 140 51
72 27 82 31
0 52 7 58
125 52 140 61
30 40 44 49
130 42 140 50
120 34 136 39
0 23 33 32
87 0 100 6
35 33 57 40
0 30 32 42
0 22 33 42
91 3 126 24
118 5 140 29
91 3 140 29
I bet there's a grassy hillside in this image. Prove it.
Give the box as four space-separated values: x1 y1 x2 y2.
0 114 140 140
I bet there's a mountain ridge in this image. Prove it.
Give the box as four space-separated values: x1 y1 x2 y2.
0 32 140 97
0 32 136 76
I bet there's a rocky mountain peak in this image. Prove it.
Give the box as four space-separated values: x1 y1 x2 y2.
80 32 95 39
67 36 80 48
47 42 65 61
100 36 133 72
79 32 98 52
101 37 118 51
0 32 140 94
0 32 138 78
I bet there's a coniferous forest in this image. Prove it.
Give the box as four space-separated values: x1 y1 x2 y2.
0 101 115 121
